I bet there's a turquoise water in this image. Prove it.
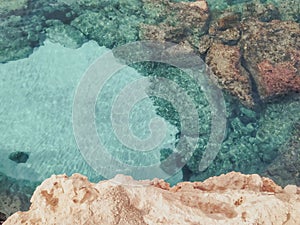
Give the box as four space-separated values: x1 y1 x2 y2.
0 40 107 181
0 0 299 219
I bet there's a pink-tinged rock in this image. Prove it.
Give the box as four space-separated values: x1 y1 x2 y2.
257 51 300 98
4 172 300 225
240 19 300 100
206 42 254 107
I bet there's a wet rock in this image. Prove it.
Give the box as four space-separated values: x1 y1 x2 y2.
256 52 300 98
218 27 241 45
264 124 300 187
210 12 241 33
206 42 254 107
208 12 242 45
71 8 141 48
0 172 36 225
9 151 29 163
198 34 212 54
139 23 187 42
0 0 28 17
140 0 209 45
240 19 300 100
242 1 280 22
45 20 87 48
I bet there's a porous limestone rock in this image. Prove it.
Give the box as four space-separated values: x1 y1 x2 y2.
239 19 300 100
140 0 209 45
4 172 300 225
206 43 254 107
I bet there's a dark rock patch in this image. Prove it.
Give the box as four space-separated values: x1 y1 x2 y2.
9 151 29 164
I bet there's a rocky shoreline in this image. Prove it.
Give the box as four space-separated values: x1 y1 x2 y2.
3 172 300 224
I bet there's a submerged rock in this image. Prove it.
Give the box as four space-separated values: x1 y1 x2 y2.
8 151 29 164
206 43 254 107
0 172 36 225
0 15 41 63
140 0 210 45
3 172 300 225
45 20 87 49
240 19 300 101
264 123 300 186
256 51 300 98
0 0 28 16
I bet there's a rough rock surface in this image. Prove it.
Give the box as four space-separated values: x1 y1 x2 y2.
203 17 300 105
264 123 300 187
0 0 28 16
206 43 254 107
240 19 300 100
4 172 300 225
140 0 209 44
0 172 36 225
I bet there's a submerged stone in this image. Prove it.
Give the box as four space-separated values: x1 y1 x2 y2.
206 43 254 107
240 19 300 101
8 151 29 164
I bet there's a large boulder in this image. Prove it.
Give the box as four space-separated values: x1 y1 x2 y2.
206 42 254 107
239 19 300 100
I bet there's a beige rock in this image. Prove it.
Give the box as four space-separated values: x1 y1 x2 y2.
206 43 254 107
140 0 209 44
4 172 300 225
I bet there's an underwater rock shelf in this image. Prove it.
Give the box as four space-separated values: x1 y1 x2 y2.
3 172 300 225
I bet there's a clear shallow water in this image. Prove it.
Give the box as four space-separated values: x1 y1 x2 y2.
0 40 108 181
0 39 180 182
0 1 299 216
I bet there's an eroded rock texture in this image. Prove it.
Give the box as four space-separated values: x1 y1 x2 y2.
205 16 300 106
140 0 210 44
240 19 300 101
206 43 254 107
264 123 300 187
4 172 300 225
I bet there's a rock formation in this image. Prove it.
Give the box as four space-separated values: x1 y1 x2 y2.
264 123 300 187
205 17 300 106
4 172 300 225
239 19 300 101
0 172 36 225
206 43 254 107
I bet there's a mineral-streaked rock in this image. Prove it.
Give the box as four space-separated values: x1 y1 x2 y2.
4 172 300 225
